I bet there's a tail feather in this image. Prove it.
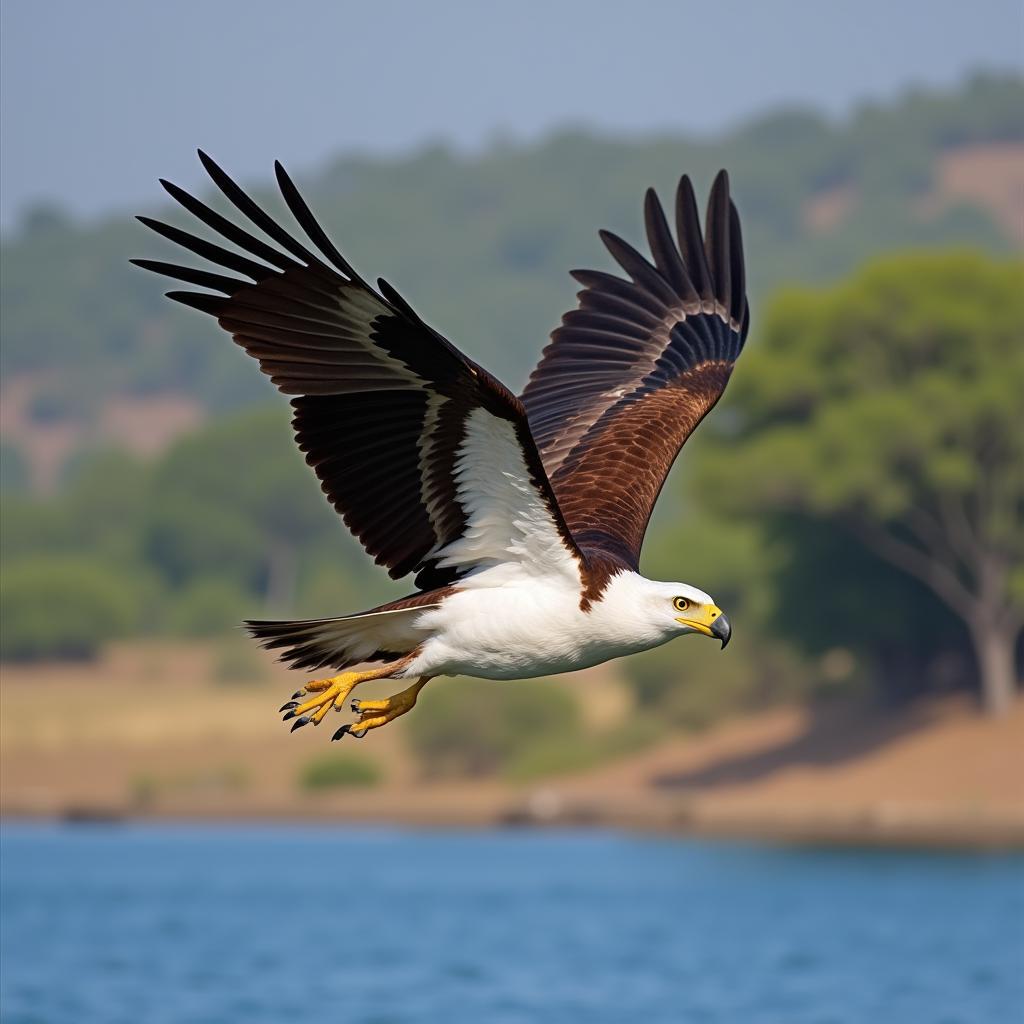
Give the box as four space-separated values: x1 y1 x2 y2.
246 603 439 673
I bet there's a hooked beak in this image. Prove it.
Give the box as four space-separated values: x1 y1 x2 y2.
710 613 731 649
676 606 732 649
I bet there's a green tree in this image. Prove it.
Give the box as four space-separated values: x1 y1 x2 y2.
151 408 339 612
702 251 1023 715
0 557 139 660
405 677 579 778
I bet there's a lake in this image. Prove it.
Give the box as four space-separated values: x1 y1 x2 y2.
1 822 1021 1023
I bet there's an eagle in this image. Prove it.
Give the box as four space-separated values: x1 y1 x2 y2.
134 153 747 740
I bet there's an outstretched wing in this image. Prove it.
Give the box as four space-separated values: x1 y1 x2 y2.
134 153 581 590
521 170 749 568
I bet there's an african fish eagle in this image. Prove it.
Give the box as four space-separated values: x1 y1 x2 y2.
134 153 746 739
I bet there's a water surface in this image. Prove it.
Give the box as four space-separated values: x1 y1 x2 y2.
2 822 1021 1023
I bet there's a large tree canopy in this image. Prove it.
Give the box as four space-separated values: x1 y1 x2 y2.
701 250 1023 714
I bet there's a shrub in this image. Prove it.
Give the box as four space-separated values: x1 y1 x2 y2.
623 632 811 732
299 754 381 791
504 717 662 782
169 578 253 637
405 677 581 779
0 558 138 661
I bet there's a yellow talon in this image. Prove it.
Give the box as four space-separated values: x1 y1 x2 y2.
281 659 427 739
347 697 390 713
352 714 389 733
309 701 334 726
348 678 430 733
301 677 336 694
290 671 361 720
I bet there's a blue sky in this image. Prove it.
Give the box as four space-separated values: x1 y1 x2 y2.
1 0 1020 228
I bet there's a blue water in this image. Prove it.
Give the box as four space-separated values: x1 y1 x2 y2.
1 823 1021 1024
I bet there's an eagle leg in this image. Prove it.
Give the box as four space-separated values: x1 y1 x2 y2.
339 677 433 739
281 658 414 733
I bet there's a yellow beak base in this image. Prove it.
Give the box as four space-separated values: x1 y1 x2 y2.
675 605 731 648
676 618 714 636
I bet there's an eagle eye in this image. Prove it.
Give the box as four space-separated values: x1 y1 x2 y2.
673 597 690 613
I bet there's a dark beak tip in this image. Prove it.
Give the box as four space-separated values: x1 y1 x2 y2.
711 613 732 650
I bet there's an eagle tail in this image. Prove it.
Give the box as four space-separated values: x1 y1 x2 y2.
245 601 440 674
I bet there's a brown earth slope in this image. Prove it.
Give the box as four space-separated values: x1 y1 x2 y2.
1 642 1021 847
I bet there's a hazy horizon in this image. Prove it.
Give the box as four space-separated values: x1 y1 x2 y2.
2 0 1021 230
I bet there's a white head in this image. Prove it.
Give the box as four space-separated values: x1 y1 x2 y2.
596 572 732 650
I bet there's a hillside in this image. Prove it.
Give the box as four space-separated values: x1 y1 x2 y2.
2 72 1022 491
2 641 1021 847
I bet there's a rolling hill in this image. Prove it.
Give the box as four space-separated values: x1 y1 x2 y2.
2 72 1021 491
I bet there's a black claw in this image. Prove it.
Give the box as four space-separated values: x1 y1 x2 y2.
350 699 362 712
291 690 304 700
332 724 350 742
290 716 311 732
282 709 297 721
279 701 299 713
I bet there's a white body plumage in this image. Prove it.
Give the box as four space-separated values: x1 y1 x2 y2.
405 572 716 680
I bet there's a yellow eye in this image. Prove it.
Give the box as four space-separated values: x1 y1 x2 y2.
673 597 690 613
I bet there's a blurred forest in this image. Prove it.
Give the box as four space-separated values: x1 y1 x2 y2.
1 72 1022 729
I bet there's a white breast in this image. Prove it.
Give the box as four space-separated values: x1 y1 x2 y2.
406 570 673 680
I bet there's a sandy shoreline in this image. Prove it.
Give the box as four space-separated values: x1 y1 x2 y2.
6 788 1024 851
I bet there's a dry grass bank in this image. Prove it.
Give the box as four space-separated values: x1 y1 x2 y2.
2 641 1022 847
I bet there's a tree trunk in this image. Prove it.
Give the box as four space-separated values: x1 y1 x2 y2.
969 617 1019 717
846 521 1020 717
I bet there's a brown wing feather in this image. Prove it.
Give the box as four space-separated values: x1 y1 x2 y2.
522 170 749 571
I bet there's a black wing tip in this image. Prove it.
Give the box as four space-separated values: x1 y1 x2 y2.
677 173 696 202
196 149 229 185
707 169 732 214
377 277 420 320
675 175 702 230
271 159 362 282
597 228 630 263
159 176 192 199
581 172 745 319
158 177 196 207
129 257 164 279
273 162 293 201
135 214 177 235
273 161 298 203
165 289 226 315
703 168 745 324
196 148 219 172
196 149 253 202
642 187 669 226
598 228 645 264
135 214 174 237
